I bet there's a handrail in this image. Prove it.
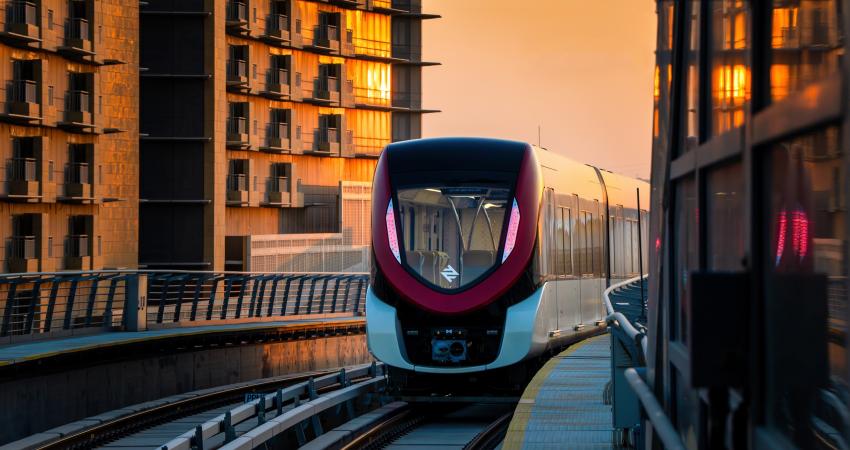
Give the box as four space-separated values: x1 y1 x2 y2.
624 368 686 450
160 362 385 450
0 269 369 279
603 275 648 357
605 275 686 450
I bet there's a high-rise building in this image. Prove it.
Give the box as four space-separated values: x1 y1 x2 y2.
139 0 437 272
0 0 140 273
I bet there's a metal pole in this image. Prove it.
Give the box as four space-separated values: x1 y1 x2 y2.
636 187 646 322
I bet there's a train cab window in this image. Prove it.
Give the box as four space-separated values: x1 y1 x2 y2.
770 1 843 101
395 184 511 290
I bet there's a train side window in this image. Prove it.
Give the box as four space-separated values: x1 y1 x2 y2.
563 208 573 276
554 207 564 275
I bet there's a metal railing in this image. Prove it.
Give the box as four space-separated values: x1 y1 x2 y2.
8 235 36 260
269 176 289 193
268 13 289 32
268 121 289 139
318 75 340 93
226 0 247 23
65 17 90 41
65 162 90 183
227 173 247 192
317 127 340 147
604 275 685 450
9 79 37 103
65 90 91 113
7 157 38 181
267 67 289 87
227 59 247 82
318 24 339 42
161 362 385 450
7 1 37 26
227 116 247 135
0 271 368 341
65 234 89 258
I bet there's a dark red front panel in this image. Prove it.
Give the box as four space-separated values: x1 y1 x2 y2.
371 146 542 315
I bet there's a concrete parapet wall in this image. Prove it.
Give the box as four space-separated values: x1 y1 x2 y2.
0 333 369 444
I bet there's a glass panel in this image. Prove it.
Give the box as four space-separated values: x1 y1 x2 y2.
710 0 751 136
649 0 676 329
764 126 846 446
771 0 843 101
706 162 745 270
674 177 698 343
396 185 510 290
684 0 701 151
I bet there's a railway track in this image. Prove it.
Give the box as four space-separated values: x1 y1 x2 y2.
342 402 514 450
36 369 340 450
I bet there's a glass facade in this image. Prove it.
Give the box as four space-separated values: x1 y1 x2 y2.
649 0 849 447
770 0 843 101
764 126 846 447
710 0 750 135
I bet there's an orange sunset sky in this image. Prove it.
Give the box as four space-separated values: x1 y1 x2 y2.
422 1 657 179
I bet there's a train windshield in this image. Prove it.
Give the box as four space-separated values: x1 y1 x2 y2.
396 184 511 290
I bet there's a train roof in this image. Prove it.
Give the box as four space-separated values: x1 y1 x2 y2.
383 138 649 210
533 146 649 209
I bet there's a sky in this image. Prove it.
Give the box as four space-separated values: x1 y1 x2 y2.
422 1 657 179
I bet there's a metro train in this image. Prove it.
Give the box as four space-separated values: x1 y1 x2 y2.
366 137 649 393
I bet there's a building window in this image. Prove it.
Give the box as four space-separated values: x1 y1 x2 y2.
770 1 843 101
48 9 53 29
710 1 750 136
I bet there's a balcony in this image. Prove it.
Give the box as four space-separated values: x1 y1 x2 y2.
313 128 352 156
226 0 249 33
226 173 248 205
64 234 90 270
267 176 290 206
6 79 39 119
264 14 290 41
63 90 92 125
61 17 93 56
261 68 289 98
2 1 40 42
329 0 364 7
226 59 248 88
314 76 340 103
311 24 340 53
264 122 290 152
6 157 39 200
226 117 249 149
8 235 37 273
63 162 92 201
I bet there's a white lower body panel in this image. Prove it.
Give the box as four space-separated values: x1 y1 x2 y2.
366 283 557 374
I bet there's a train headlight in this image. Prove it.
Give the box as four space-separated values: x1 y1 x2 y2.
502 198 520 263
386 199 401 263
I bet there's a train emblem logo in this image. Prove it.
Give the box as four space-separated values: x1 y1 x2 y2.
441 265 459 282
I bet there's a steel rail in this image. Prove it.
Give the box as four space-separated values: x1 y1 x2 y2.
35 370 336 450
162 363 385 450
463 411 513 450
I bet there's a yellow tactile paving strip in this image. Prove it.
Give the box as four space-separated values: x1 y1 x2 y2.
502 334 609 450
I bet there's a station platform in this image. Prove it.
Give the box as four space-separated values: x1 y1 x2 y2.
503 333 620 450
0 315 365 368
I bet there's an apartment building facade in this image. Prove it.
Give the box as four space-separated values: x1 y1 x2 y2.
0 0 139 273
139 0 436 272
